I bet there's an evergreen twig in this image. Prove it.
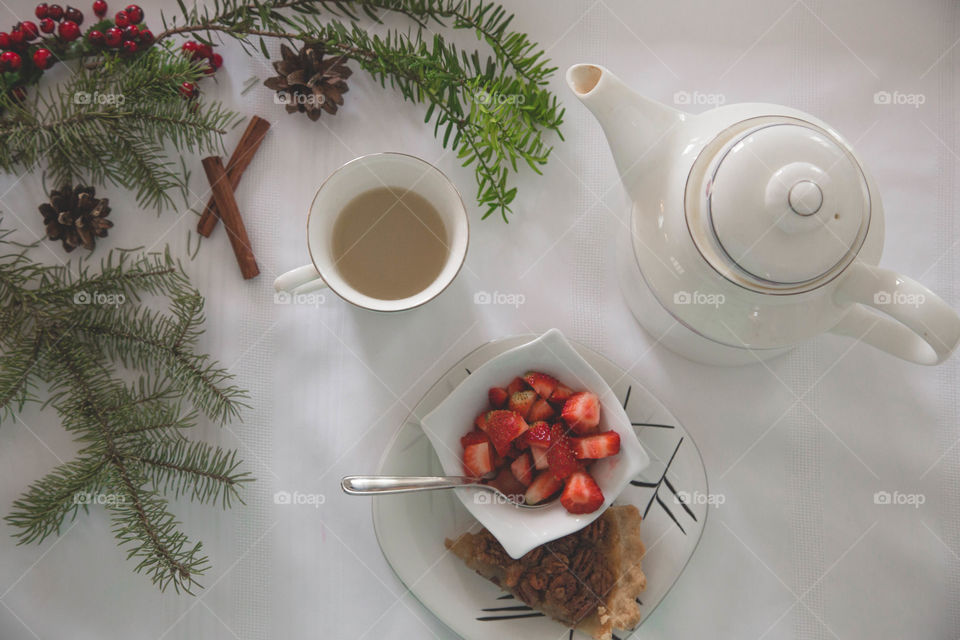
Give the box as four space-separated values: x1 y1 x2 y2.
0 226 250 593
158 0 564 220
0 50 240 210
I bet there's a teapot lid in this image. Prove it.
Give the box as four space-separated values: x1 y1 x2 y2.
686 117 871 291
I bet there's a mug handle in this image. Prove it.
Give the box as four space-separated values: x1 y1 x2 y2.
830 261 960 365
273 264 329 295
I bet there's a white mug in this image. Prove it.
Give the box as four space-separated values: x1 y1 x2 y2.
273 153 469 312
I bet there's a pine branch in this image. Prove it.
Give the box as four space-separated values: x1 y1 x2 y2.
5 455 108 544
0 50 241 209
127 439 250 508
0 227 249 593
158 0 564 221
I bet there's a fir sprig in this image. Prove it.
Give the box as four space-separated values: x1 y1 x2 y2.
0 227 250 593
0 49 240 210
158 0 564 220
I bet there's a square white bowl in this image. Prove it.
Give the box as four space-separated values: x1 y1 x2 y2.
420 328 650 558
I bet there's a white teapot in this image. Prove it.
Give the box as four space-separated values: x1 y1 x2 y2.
567 64 960 366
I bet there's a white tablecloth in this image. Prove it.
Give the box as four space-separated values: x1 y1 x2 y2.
1 1 958 638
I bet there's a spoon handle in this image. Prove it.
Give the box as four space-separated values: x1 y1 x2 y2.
341 475 481 495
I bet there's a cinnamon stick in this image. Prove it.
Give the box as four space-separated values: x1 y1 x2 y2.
201 156 260 279
197 115 271 237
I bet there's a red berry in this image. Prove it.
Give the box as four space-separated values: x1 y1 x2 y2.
195 43 212 60
47 4 63 20
103 25 121 46
120 39 136 54
137 28 152 45
121 24 138 40
9 29 24 46
21 21 40 41
36 3 50 18
179 81 197 99
123 4 142 24
92 0 107 17
0 32 9 48
113 10 128 27
181 40 198 54
58 20 79 41
10 86 26 101
1 50 22 71
39 17 55 33
86 28 103 44
32 47 53 69
65 6 83 24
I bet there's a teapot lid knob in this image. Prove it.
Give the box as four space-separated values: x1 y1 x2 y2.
688 119 872 289
787 180 823 216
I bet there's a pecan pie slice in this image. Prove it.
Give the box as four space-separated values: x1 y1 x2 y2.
445 505 646 640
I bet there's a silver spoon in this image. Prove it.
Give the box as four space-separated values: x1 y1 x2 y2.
340 475 553 509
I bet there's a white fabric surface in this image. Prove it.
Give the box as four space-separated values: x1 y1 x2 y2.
0 1 958 638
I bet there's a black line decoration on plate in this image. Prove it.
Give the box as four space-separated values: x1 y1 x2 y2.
631 422 675 429
629 436 694 534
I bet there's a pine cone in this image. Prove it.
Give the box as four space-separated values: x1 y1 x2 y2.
264 43 351 121
39 185 113 252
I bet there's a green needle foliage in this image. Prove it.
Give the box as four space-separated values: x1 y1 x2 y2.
160 0 565 221
0 49 240 210
0 226 250 593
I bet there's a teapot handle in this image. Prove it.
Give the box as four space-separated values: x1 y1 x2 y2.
830 262 960 365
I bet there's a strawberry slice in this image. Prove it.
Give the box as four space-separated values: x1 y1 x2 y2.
508 390 537 419
561 392 601 434
570 431 621 459
560 469 605 514
531 445 549 470
463 441 494 477
506 376 528 395
549 383 574 405
523 421 552 448
487 467 527 499
524 371 558 399
527 398 555 422
510 451 534 486
488 387 509 409
484 410 530 456
524 470 563 505
475 412 489 432
546 423 578 479
460 429 490 448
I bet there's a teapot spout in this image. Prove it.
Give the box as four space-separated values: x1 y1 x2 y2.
566 64 685 192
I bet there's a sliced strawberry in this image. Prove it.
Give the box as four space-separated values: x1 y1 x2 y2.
524 470 563 505
571 431 621 459
488 387 509 409
475 412 489 432
484 410 530 456
560 469 605 514
527 398 555 422
508 390 537 419
549 383 574 405
531 444 549 470
510 451 534 486
506 376 528 395
546 423 578 479
463 441 494 477
524 371 558 399
523 421 552 448
561 392 601 434
460 429 490 448
487 467 527 499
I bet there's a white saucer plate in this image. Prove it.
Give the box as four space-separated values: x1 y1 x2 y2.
372 335 709 639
